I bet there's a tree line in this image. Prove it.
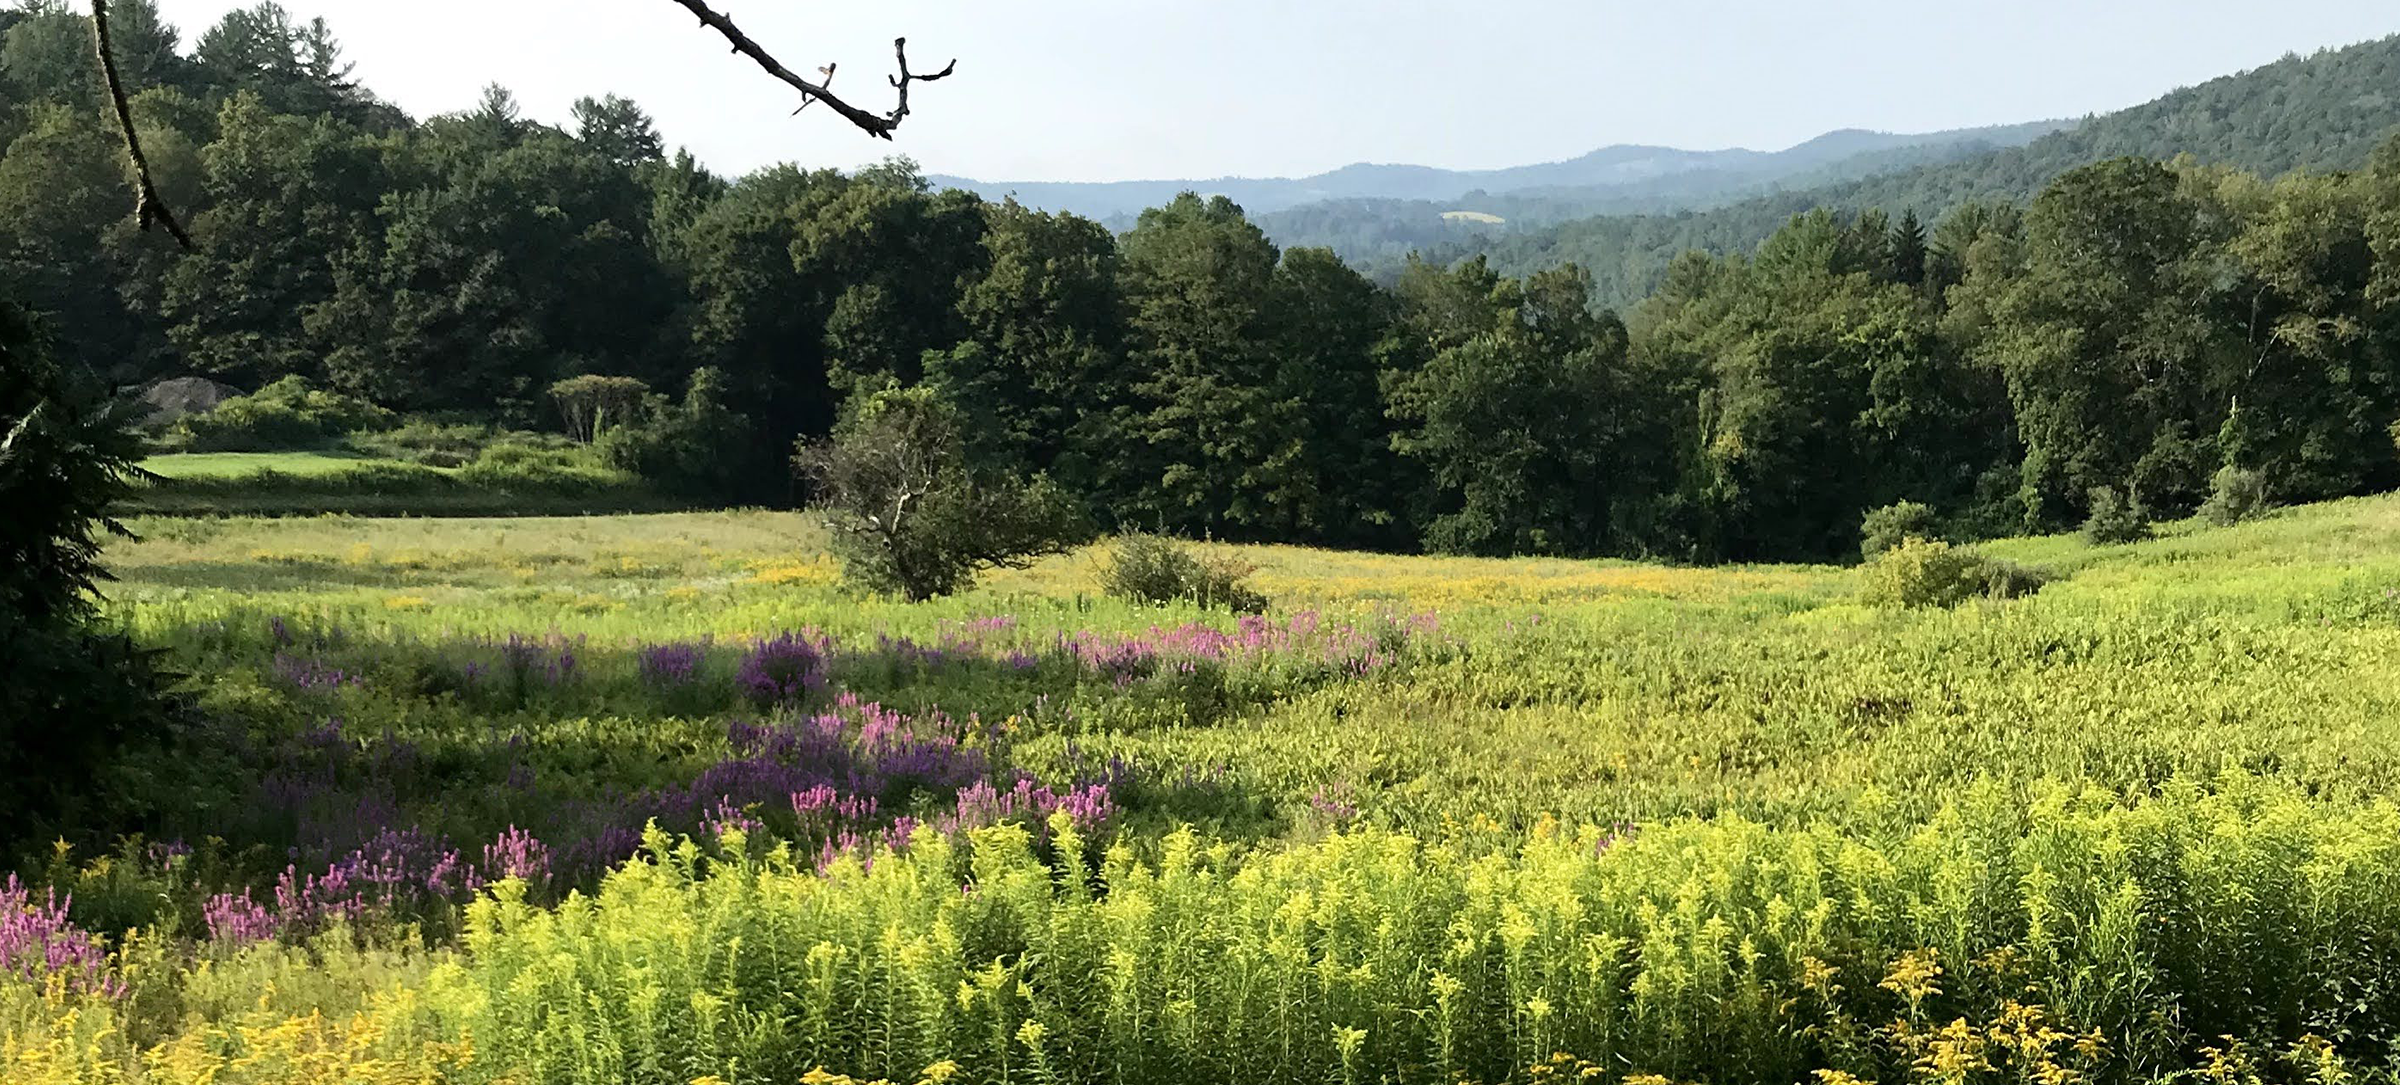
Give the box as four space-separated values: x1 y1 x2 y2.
7 3 2400 561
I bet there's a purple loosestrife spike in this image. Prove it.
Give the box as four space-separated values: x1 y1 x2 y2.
1 875 119 997
481 826 552 888
203 891 276 947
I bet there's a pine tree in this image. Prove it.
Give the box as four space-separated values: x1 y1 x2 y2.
1891 208 1928 288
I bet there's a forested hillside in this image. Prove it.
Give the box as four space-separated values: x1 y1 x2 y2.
1462 32 2400 307
6 3 2400 565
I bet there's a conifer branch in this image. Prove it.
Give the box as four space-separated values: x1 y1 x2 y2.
90 0 193 250
664 0 953 140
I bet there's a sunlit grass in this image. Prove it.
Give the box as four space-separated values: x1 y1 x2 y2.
139 450 412 478
96 494 2400 830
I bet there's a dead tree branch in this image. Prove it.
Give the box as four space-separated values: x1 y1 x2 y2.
90 0 192 250
793 63 834 115
664 0 954 140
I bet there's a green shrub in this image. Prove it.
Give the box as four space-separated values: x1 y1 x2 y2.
348 418 509 467
1861 536 1986 608
1102 532 1269 613
797 387 1088 600
2199 465 2272 526
2081 485 2150 545
457 441 628 495
168 376 393 453
595 367 760 503
1862 536 2052 608
1858 499 1937 558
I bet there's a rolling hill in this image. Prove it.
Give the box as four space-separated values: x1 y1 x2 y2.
1458 32 2400 308
928 121 2066 225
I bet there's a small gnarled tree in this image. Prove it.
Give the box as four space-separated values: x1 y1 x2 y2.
550 374 651 444
796 387 1084 600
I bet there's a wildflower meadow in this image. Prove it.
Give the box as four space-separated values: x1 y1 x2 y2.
10 497 2400 1083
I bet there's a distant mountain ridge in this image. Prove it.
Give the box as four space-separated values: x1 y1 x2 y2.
933 31 2400 312
1457 31 2400 309
927 120 2069 223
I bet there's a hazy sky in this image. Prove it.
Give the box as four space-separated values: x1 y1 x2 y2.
149 1 2400 182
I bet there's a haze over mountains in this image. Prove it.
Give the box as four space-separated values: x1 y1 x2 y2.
936 32 2400 308
928 121 2068 224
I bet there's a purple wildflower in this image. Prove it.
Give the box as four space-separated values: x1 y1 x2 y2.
639 640 707 690
203 891 276 947
0 875 120 997
481 826 552 888
736 633 828 710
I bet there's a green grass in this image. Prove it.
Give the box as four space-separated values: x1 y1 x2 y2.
140 450 416 478
97 497 2400 828
11 494 2400 1083
122 453 679 517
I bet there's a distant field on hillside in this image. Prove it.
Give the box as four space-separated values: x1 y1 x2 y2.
125 451 675 517
141 450 419 478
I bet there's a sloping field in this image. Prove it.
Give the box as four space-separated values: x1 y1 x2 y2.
8 497 2400 1083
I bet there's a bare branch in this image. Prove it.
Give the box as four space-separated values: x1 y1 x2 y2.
884 37 955 132
792 63 835 116
664 0 954 140
90 0 192 249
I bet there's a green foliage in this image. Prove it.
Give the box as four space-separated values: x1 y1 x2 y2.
2200 464 2274 526
128 437 663 516
164 375 393 452
0 304 138 633
1 4 2397 576
929 199 1121 480
547 374 650 444
1859 536 1986 608
1976 555 2054 600
345 417 515 467
2080 485 2150 545
356 780 2400 1085
1105 193 1286 537
1100 533 1268 613
595 367 758 502
797 388 1087 600
1858 499 1936 558
1861 535 2053 608
1388 260 1671 557
0 302 180 835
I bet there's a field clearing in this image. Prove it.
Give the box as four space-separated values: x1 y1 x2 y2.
98 495 2400 828
16 494 2400 1084
139 450 417 478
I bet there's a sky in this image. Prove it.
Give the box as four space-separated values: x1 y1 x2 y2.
148 0 2400 183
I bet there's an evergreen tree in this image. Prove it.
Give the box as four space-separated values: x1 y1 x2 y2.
1890 208 1928 288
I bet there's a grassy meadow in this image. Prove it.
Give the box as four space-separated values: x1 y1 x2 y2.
9 497 2400 1083
140 451 414 479
124 453 676 518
